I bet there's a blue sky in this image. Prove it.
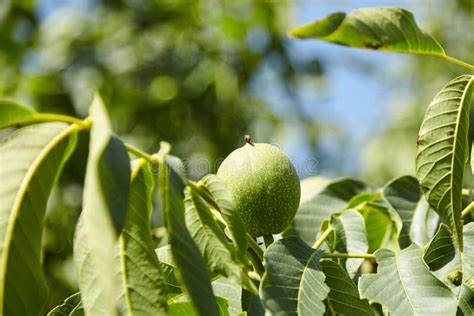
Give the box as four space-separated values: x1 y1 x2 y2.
34 0 436 178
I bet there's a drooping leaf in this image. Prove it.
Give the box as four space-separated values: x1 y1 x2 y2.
382 175 423 248
73 96 130 315
288 178 366 245
320 260 372 315
0 99 36 129
117 159 167 314
416 75 474 251
290 7 445 58
157 142 219 316
423 224 461 289
184 186 257 293
260 236 329 315
0 122 78 315
329 210 369 277
410 197 439 246
359 244 457 315
200 174 249 266
47 292 83 316
168 297 230 316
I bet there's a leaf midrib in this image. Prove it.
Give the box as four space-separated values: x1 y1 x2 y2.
0 123 78 311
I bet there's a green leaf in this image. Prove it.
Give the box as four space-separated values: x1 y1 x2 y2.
260 236 329 315
47 292 83 316
410 197 439 246
358 201 393 252
118 159 167 314
458 280 474 315
416 75 474 251
212 278 243 316
359 244 457 315
290 7 444 57
168 297 230 316
73 96 131 315
0 122 78 315
200 174 249 266
329 210 368 277
155 245 183 298
464 223 474 278
0 99 36 129
320 260 372 315
157 143 219 316
184 186 257 293
382 175 423 248
288 178 366 245
423 224 461 289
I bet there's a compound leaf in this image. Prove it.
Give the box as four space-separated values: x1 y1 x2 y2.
0 122 77 315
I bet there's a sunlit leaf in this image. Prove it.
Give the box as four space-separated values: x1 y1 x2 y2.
410 197 439 246
416 75 474 250
423 224 461 289
200 174 249 266
117 159 167 314
47 292 83 316
260 236 329 315
382 175 423 248
359 244 457 315
287 178 366 245
320 260 372 315
155 245 182 298
329 210 368 277
357 201 393 252
0 122 77 315
212 278 243 316
184 186 257 293
73 96 130 315
157 142 219 316
0 99 36 129
290 7 444 57
168 297 230 316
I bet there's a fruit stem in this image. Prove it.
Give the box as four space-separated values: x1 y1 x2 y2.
244 134 254 145
462 201 474 219
263 235 274 248
322 252 375 260
312 227 333 249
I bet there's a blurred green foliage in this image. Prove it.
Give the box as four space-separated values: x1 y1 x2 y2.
0 0 325 308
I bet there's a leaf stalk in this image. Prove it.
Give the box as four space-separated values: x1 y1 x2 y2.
312 227 333 249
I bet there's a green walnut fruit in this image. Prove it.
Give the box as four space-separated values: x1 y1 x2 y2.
217 138 300 237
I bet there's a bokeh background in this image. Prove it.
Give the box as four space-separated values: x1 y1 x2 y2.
1 0 472 309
